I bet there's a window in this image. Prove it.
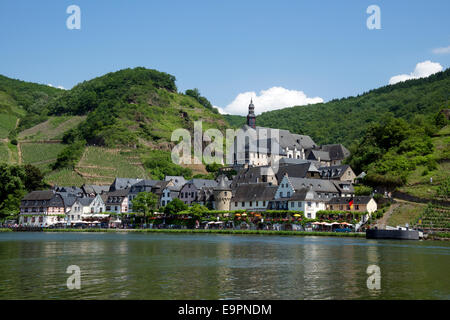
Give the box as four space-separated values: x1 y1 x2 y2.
287 192 290 198
356 205 359 210
235 202 238 207
308 202 312 207
249 201 252 207
162 201 165 206
242 202 245 206
290 202 294 208
263 201 265 206
298 202 301 207
39 216 43 223
280 192 283 198
307 213 311 218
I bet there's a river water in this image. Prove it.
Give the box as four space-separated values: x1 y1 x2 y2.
0 232 448 299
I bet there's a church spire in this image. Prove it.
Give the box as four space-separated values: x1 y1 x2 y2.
247 98 256 129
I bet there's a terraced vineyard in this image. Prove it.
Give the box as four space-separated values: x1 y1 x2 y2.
69 146 149 185
18 116 86 141
0 141 10 163
21 142 65 173
414 205 450 233
0 113 17 139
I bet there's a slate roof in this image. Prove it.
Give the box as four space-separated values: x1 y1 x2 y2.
321 144 350 160
107 189 130 197
165 176 187 188
306 150 331 161
331 180 355 194
77 197 95 206
231 165 276 187
21 191 65 207
328 196 374 205
54 186 83 195
60 193 78 207
285 188 322 202
318 165 352 179
82 185 109 195
276 162 320 181
130 180 160 194
188 179 218 189
240 125 317 152
23 190 55 201
231 183 278 202
287 177 338 193
105 189 129 204
215 175 231 191
109 178 142 191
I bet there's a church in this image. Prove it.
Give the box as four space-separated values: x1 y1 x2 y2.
232 100 319 167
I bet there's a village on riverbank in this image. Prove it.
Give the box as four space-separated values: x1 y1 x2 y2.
2 100 390 236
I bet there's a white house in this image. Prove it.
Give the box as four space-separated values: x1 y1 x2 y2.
270 175 329 219
66 195 106 223
230 183 278 211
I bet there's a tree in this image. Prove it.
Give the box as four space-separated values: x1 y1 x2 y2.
131 192 159 225
0 164 27 218
188 204 209 219
23 164 47 191
163 198 188 215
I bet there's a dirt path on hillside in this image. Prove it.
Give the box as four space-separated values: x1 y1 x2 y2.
374 202 400 229
17 141 22 164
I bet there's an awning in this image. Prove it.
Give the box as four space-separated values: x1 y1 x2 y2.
92 214 110 218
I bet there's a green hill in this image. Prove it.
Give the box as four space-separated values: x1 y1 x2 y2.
48 67 226 147
0 67 228 185
0 74 63 136
225 69 450 147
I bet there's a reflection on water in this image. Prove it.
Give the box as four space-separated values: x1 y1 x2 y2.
0 232 449 300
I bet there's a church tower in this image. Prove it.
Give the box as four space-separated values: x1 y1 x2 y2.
246 99 256 129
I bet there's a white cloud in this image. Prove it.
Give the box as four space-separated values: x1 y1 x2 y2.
47 84 66 90
217 86 323 116
432 46 450 54
389 60 443 85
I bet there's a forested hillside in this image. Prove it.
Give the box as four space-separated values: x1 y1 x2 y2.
225 69 450 147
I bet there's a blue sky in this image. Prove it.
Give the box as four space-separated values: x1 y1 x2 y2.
0 0 449 115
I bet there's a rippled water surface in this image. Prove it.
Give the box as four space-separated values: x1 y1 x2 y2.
0 232 449 299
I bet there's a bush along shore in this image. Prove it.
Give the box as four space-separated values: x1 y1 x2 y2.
41 228 366 237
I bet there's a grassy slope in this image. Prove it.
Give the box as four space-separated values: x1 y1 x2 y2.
0 91 25 138
399 125 450 199
387 202 426 227
18 116 86 141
